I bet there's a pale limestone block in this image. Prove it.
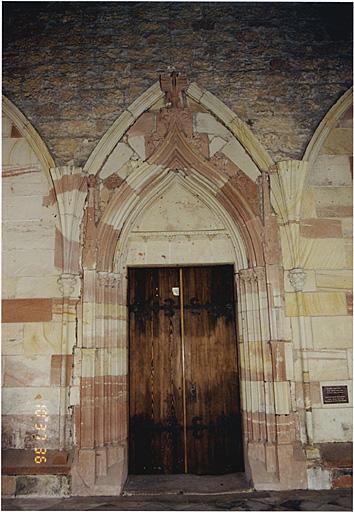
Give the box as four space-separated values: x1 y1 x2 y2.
284 270 316 293
273 381 290 414
100 143 133 180
2 249 56 278
307 349 347 360
308 357 348 381
126 240 147 265
199 91 237 126
345 241 353 268
69 386 80 406
2 324 24 355
127 82 163 119
208 135 228 157
146 239 171 264
279 225 297 270
309 155 352 187
285 291 347 317
3 195 53 222
149 96 166 111
284 343 295 381
313 186 352 208
307 467 331 490
2 387 60 415
221 139 260 182
15 276 61 299
312 408 352 442
186 82 204 102
2 277 17 299
2 115 13 137
81 348 96 378
228 118 273 172
194 113 232 140
290 317 314 350
23 322 64 356
300 238 347 270
300 188 317 218
2 138 40 167
320 128 353 155
2 220 56 251
342 217 353 238
132 180 225 232
311 316 352 349
3 355 51 387
127 135 146 160
2 168 48 196
315 270 352 290
347 349 353 378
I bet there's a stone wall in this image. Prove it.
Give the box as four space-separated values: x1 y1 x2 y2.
3 2 352 166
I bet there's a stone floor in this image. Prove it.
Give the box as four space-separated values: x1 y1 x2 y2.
2 489 352 511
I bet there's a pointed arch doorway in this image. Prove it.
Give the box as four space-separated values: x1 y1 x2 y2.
128 264 244 476
73 74 308 495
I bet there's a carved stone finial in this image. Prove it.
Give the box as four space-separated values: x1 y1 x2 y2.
159 71 187 108
288 268 307 292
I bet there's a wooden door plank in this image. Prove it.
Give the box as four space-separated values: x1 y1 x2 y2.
129 267 184 474
183 265 244 474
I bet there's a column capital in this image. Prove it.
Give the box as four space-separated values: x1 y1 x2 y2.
97 271 121 287
57 273 81 297
288 268 307 292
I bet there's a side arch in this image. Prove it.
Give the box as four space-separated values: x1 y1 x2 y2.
303 86 353 165
2 95 55 183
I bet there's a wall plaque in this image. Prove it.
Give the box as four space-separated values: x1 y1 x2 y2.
322 385 349 404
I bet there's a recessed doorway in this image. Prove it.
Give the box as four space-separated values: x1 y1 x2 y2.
128 265 244 476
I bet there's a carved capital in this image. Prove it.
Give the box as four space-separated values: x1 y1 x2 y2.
288 268 307 292
97 271 121 288
57 273 81 297
239 268 257 283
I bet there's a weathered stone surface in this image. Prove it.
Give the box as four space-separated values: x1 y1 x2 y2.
300 218 342 239
311 316 353 349
285 291 347 317
15 475 70 496
309 155 352 187
1 475 16 496
3 3 352 165
315 270 352 290
312 408 352 443
321 128 353 155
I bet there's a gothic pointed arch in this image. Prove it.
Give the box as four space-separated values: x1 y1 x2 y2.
83 73 276 272
2 95 55 182
303 87 353 165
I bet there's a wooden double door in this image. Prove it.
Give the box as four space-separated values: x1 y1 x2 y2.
128 265 244 475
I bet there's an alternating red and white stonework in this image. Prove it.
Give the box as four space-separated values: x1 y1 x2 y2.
2 76 352 496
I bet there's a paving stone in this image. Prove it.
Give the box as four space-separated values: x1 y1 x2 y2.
1 490 353 511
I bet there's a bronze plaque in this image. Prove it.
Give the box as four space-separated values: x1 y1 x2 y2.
322 385 349 404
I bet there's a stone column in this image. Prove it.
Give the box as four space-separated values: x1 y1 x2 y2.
56 273 81 450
